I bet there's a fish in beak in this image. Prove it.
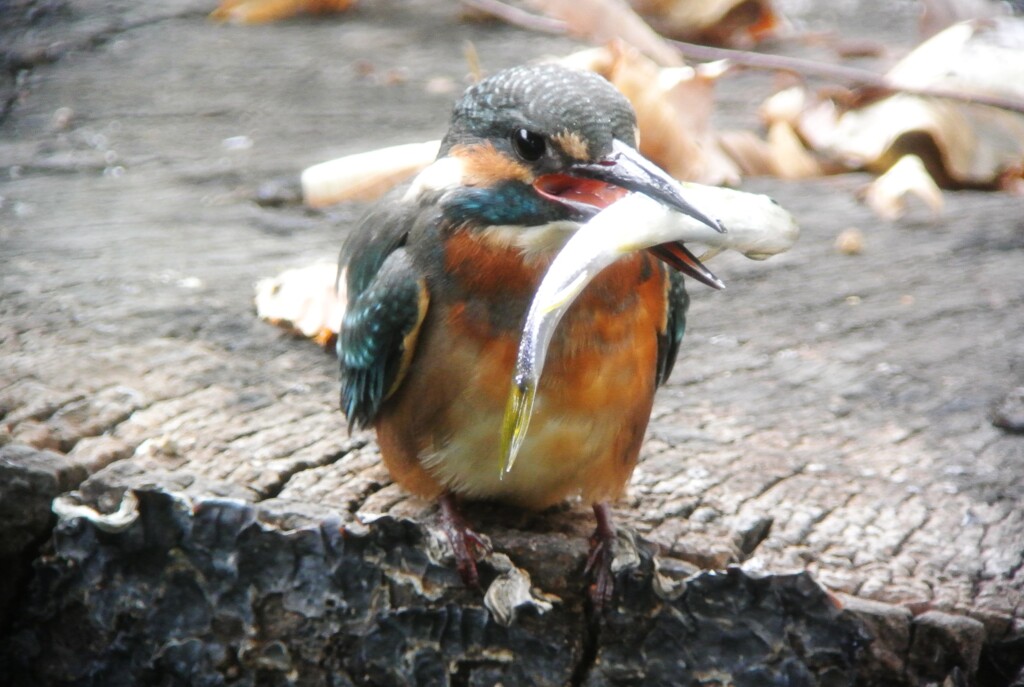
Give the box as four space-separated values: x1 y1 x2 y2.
532 139 726 290
499 186 801 476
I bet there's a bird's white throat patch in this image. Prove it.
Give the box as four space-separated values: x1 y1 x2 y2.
477 221 580 258
403 156 465 201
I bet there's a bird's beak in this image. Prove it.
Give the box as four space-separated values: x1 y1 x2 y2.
533 140 725 290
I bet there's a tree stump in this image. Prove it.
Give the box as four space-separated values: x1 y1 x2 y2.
1 1 1022 684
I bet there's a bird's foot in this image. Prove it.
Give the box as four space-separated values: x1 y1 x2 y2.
584 502 617 612
439 493 491 589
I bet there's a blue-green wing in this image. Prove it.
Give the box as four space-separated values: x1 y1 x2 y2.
656 269 689 386
338 202 429 430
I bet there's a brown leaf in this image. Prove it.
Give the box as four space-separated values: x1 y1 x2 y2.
785 19 1024 188
715 130 776 177
526 0 684 66
997 164 1024 195
919 0 1010 39
715 123 821 181
627 0 780 47
255 263 344 347
764 120 821 179
862 154 944 221
210 0 356 23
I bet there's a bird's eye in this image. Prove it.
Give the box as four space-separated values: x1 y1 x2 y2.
512 129 546 162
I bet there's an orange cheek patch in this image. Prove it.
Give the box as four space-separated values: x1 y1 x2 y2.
450 142 533 186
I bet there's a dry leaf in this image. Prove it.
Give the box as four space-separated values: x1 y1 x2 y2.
255 263 343 347
301 140 440 208
887 19 1024 98
526 0 683 66
862 154 945 221
715 129 776 176
919 0 1010 39
211 0 356 23
562 44 739 184
628 0 780 46
788 18 1024 188
764 120 821 179
722 105 837 180
998 164 1024 194
759 85 806 127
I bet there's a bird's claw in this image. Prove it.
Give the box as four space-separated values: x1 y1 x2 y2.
585 536 616 611
585 502 618 612
439 494 491 589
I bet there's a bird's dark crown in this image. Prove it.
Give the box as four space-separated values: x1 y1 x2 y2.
439 64 638 168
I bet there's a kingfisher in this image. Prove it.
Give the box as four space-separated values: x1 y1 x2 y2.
337 64 723 606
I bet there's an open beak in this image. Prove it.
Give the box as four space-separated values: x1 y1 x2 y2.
533 139 726 290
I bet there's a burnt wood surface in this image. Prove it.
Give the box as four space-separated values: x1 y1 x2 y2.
1 0 1023 685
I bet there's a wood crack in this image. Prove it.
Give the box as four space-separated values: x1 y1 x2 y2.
257 438 368 501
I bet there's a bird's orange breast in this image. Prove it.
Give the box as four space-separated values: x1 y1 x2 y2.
441 228 547 300
376 231 669 509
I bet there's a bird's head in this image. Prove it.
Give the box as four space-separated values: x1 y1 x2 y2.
409 63 724 289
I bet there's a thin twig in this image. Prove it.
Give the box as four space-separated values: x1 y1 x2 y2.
671 40 893 85
460 0 1024 116
460 0 566 34
669 39 1024 115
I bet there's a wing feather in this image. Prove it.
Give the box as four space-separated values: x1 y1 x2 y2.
656 269 689 386
338 199 430 430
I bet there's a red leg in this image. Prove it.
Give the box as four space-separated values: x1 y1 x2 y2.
438 493 491 589
584 502 617 610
